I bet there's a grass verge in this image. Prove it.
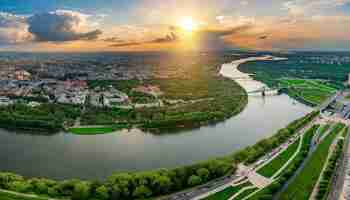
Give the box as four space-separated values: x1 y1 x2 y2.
203 181 252 200
0 190 48 200
234 187 258 200
246 125 320 200
68 124 130 135
257 137 300 178
318 124 331 138
279 123 345 200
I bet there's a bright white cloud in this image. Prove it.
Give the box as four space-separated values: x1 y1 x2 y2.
27 10 102 41
240 1 249 6
0 10 103 45
0 12 33 44
282 0 350 16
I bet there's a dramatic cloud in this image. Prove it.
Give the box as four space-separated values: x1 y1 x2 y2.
150 32 178 43
27 10 102 42
110 31 178 47
198 24 253 37
110 24 254 50
0 12 32 44
283 0 350 16
111 41 142 47
102 37 124 43
259 35 268 40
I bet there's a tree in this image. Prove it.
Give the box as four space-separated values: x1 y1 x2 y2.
152 175 172 194
197 168 210 181
187 175 202 186
95 185 109 200
35 181 48 194
133 185 152 199
108 173 132 198
0 172 24 189
48 186 60 197
72 182 91 200
8 181 31 193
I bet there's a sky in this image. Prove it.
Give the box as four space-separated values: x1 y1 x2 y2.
0 0 350 52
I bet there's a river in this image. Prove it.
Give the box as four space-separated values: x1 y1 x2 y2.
0 57 312 180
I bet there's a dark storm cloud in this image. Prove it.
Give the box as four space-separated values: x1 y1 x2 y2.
27 11 102 42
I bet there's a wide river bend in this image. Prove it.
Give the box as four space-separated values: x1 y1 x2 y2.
0 57 312 180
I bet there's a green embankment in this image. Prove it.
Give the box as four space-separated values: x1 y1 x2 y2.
279 123 345 200
203 181 252 200
0 103 81 132
279 79 337 106
257 137 300 178
0 112 318 200
0 191 48 200
318 124 331 139
246 125 319 200
68 124 130 135
234 187 258 200
316 126 349 199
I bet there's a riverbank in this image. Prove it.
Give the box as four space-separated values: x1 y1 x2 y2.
0 111 318 200
0 55 312 182
219 55 287 92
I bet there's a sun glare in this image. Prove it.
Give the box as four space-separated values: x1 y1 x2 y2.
179 17 198 32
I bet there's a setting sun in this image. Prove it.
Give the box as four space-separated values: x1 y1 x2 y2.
178 17 198 32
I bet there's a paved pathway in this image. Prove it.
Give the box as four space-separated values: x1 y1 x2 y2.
247 172 272 189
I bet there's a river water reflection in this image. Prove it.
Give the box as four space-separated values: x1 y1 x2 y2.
0 58 312 180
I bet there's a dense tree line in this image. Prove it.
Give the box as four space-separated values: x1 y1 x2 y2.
82 78 248 133
0 112 318 200
0 160 231 200
0 103 81 131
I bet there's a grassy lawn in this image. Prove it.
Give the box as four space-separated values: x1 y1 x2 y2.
279 123 345 200
203 181 252 200
0 191 48 200
234 187 258 200
257 137 300 178
342 126 349 137
68 124 130 135
318 124 331 138
280 79 337 105
247 125 320 200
